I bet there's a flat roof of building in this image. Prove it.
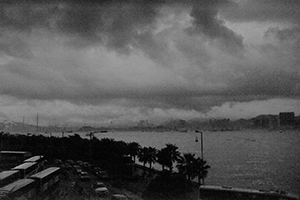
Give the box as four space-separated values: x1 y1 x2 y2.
30 167 60 179
0 179 35 192
0 170 19 180
12 162 37 170
24 155 43 162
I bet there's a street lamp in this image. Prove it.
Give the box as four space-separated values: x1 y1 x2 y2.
89 132 94 165
195 131 204 185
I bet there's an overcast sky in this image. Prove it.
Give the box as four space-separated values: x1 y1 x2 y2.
0 0 300 126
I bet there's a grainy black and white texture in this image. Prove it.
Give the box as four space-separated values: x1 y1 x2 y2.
0 0 299 125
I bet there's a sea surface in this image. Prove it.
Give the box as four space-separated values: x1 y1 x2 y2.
49 129 300 196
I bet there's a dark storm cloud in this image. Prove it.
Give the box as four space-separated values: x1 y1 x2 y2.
0 0 300 121
220 0 300 23
0 2 58 32
0 0 241 51
55 2 158 52
188 0 244 53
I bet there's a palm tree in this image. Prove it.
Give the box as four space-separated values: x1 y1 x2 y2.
138 147 149 175
138 147 148 166
194 157 210 185
177 153 197 181
157 144 181 172
157 148 169 171
177 153 210 184
127 142 141 162
146 147 157 170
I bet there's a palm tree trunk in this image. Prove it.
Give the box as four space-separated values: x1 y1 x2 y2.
198 175 202 185
149 162 152 175
143 162 146 176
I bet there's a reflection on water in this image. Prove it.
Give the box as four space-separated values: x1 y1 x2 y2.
40 129 300 196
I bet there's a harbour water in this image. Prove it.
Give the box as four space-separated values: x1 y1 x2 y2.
44 129 300 196
91 129 300 196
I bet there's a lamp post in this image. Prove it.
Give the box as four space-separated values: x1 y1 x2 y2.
195 130 204 185
201 131 204 160
200 131 204 185
89 132 94 165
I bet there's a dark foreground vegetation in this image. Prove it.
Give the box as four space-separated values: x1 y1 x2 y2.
0 132 210 199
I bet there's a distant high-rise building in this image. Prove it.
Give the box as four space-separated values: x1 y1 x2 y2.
279 112 295 127
252 115 278 129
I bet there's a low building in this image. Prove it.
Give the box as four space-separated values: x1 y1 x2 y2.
252 115 278 129
279 112 295 127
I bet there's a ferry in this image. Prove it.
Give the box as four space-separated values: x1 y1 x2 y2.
199 185 299 200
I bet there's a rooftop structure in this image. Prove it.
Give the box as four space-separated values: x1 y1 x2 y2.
0 178 35 193
0 170 19 180
30 167 60 179
12 162 37 170
24 155 44 163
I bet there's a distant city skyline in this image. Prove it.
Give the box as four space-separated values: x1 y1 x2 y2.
0 0 299 126
1 111 300 133
1 110 300 128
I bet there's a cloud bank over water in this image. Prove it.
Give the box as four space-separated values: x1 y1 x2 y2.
0 0 299 125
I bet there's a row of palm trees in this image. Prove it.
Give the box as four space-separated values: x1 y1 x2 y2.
127 142 210 184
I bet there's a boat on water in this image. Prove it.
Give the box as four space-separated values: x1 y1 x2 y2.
85 130 108 136
93 130 108 134
199 185 299 200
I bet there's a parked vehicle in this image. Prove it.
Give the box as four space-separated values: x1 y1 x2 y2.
0 179 37 199
0 167 61 200
82 162 90 168
91 166 102 175
96 171 110 180
12 162 38 178
80 171 90 181
92 181 105 189
75 168 82 174
30 167 60 194
66 159 74 166
65 163 72 170
111 194 128 200
76 160 83 166
54 159 62 165
73 165 82 174
95 187 109 196
0 170 20 188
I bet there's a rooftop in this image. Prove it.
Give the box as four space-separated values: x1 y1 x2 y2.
24 155 43 162
30 167 60 179
12 162 37 170
0 179 35 192
0 170 19 180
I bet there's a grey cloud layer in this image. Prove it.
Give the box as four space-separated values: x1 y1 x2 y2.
0 0 241 50
0 0 300 114
220 0 300 23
